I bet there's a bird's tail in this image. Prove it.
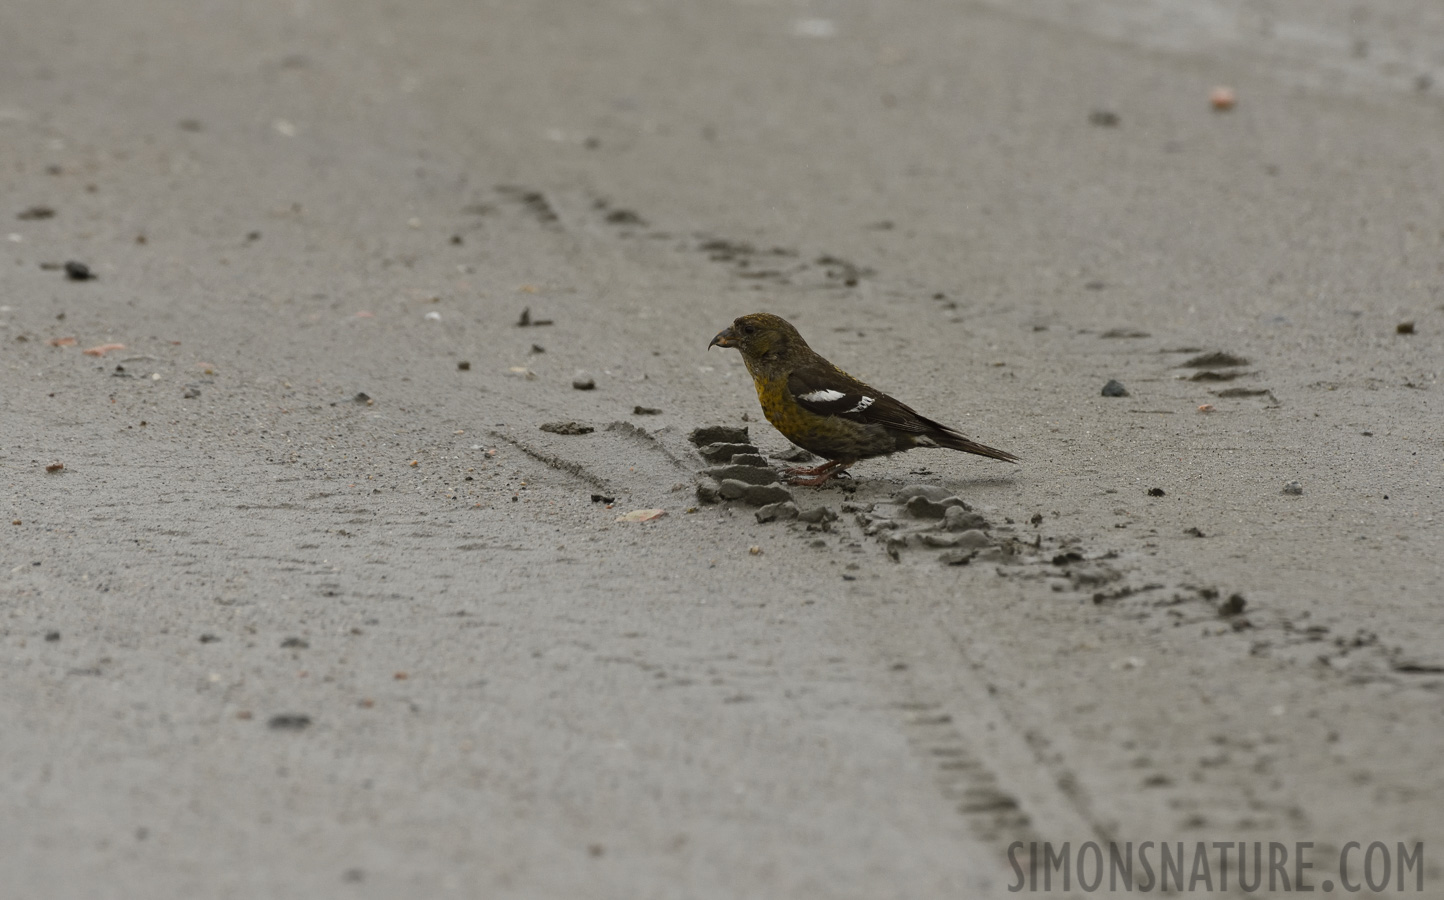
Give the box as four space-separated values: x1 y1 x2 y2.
930 426 1020 463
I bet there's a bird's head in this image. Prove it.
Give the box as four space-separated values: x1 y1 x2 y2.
708 312 805 363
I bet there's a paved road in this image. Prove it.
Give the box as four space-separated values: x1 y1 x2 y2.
3 1 1441 897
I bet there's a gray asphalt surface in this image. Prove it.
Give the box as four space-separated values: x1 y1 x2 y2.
3 1 1442 897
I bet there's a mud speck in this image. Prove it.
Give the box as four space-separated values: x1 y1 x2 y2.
1180 351 1249 368
63 261 95 281
689 424 749 446
268 714 312 731
540 421 594 435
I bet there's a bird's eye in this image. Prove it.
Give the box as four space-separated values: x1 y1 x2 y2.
741 323 756 335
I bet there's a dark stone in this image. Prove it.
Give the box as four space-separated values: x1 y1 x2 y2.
754 501 799 523
1181 351 1249 368
268 714 312 730
905 495 967 518
703 464 779 486
539 421 594 435
796 506 837 524
698 442 759 463
688 424 749 446
727 454 769 468
741 483 793 506
695 477 721 504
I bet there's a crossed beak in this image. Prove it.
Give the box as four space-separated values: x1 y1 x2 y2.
708 326 738 350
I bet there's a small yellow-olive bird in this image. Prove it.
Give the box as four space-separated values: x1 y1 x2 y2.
709 312 1018 485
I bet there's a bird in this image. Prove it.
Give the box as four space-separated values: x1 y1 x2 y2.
708 312 1018 485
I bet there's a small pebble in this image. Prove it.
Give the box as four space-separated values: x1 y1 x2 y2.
45 461 64 473
698 442 759 463
457 361 471 370
703 464 781 486
944 506 989 532
632 406 662 415
1181 351 1249 368
63 261 94 281
1210 86 1236 110
719 479 755 501
727 453 769 468
267 714 312 731
1282 481 1303 496
1397 321 1415 335
540 421 594 435
905 495 964 518
689 424 749 446
892 484 956 504
1147 487 1165 497
572 376 596 391
796 506 838 524
754 501 799 523
774 445 815 463
1101 379 1128 397
742 483 793 506
695 477 722 504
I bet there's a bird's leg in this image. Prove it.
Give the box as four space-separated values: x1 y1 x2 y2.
781 461 834 477
784 459 853 486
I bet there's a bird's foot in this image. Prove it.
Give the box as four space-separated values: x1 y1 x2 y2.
781 463 829 477
783 460 852 486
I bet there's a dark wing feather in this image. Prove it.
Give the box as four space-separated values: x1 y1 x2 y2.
787 366 927 429
787 366 1019 462
787 366 887 419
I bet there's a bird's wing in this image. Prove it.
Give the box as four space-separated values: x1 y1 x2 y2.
786 366 930 433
